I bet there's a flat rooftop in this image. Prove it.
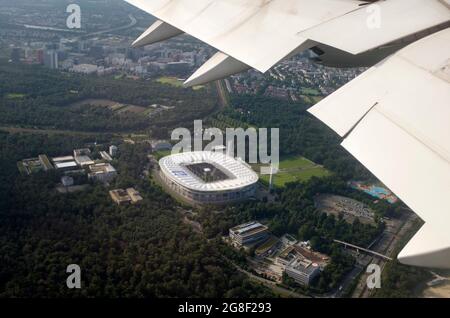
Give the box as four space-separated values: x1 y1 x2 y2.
231 222 268 236
55 161 78 169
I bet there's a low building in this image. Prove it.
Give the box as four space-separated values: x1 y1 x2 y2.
109 188 143 205
61 176 74 187
38 155 53 171
18 157 48 175
229 221 269 247
52 156 75 163
75 155 95 167
285 258 320 286
88 163 117 183
74 148 91 157
276 246 298 266
54 161 78 170
110 189 131 205
127 188 143 203
100 151 113 161
74 148 95 167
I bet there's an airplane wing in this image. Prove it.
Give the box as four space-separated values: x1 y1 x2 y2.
309 28 450 269
124 0 450 268
125 0 450 86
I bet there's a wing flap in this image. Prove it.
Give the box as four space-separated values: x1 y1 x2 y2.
309 28 450 268
302 0 450 55
124 0 362 72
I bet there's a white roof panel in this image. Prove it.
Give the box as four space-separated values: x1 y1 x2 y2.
159 151 258 192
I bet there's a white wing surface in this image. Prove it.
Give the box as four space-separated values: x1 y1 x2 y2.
309 28 450 269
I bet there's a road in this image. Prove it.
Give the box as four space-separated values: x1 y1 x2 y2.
78 14 137 40
351 210 419 298
216 80 230 109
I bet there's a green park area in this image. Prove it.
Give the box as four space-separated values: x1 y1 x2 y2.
259 155 331 187
154 150 172 160
5 93 26 99
156 76 184 87
157 76 204 90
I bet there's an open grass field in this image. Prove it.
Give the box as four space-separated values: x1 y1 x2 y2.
156 76 184 87
157 76 204 90
5 93 26 99
258 155 330 187
69 98 147 114
154 150 172 161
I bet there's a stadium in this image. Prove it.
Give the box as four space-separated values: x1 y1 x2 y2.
159 151 259 205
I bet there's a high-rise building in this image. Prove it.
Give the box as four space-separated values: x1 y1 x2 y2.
109 145 118 157
44 50 58 69
10 48 22 63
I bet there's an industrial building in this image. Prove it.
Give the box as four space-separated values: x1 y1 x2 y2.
88 163 117 183
229 221 269 247
159 151 258 205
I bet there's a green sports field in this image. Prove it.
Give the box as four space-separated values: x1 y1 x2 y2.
259 156 330 187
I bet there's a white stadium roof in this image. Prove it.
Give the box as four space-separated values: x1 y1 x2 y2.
159 151 259 192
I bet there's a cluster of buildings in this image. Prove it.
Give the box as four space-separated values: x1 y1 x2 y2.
275 243 329 286
18 145 119 186
109 188 143 205
227 54 366 103
8 35 213 80
229 221 330 286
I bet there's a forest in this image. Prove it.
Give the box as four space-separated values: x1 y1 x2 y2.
0 132 273 298
0 61 218 136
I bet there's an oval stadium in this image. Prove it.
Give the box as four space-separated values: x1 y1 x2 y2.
159 151 259 205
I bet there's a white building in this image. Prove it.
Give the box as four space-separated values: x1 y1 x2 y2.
285 258 320 286
229 221 269 247
71 64 98 75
